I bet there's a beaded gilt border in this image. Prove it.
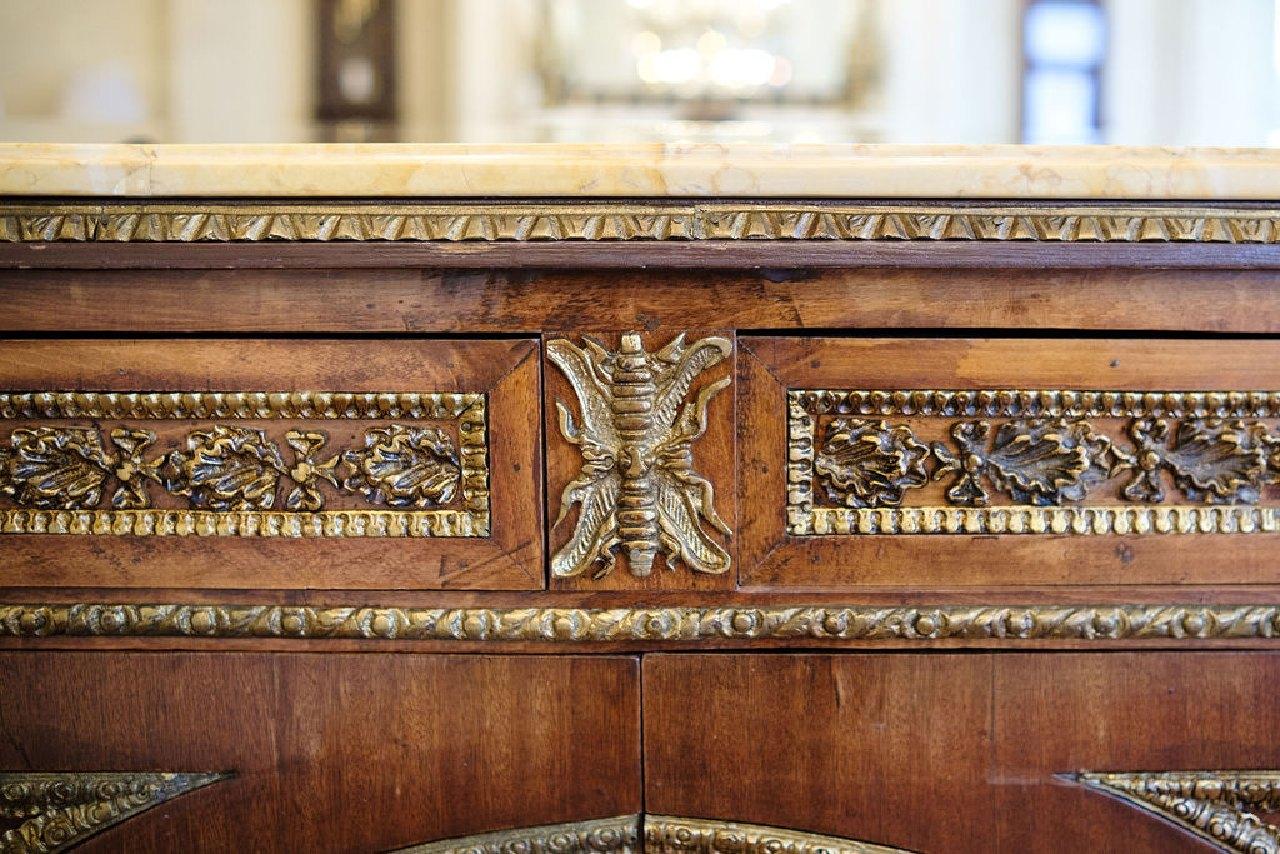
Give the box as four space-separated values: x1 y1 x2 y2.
3 202 1280 243
788 389 1280 536
3 604 1279 642
0 391 489 538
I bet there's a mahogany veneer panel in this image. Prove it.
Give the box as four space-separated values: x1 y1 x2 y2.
0 652 640 852
740 337 1280 591
643 652 1278 853
0 339 543 590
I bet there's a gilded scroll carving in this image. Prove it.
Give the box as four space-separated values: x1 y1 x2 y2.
547 333 731 578
789 389 1280 536
4 201 1280 244
1078 771 1280 853
0 771 227 853
0 391 487 538
4 603 1279 643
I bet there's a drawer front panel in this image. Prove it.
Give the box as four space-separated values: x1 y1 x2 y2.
740 337 1280 589
644 651 1280 854
0 652 640 853
0 339 542 589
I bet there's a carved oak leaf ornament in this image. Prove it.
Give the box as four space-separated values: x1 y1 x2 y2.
814 418 928 508
547 332 732 579
1115 418 1271 504
5 427 113 509
342 425 461 508
932 419 1112 506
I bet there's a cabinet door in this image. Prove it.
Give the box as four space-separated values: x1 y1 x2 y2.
643 652 1280 853
740 337 1280 590
0 652 640 852
0 338 541 589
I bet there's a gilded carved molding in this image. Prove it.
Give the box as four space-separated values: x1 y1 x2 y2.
3 603 1279 643
645 816 907 854
1078 771 1280 853
788 389 1280 536
547 333 731 578
396 815 641 854
3 202 1279 243
0 391 489 538
0 771 227 853
394 815 905 854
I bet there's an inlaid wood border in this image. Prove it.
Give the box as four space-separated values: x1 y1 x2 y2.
3 201 1280 243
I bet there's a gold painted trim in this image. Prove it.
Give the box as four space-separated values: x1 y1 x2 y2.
395 815 641 854
1078 771 1280 853
0 771 228 853
3 604 1278 642
646 816 908 854
3 202 1280 243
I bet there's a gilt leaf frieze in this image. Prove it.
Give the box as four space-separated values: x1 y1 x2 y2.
4 201 1280 244
0 391 488 538
6 603 1280 643
0 771 227 853
547 332 731 578
790 389 1280 536
1078 771 1280 853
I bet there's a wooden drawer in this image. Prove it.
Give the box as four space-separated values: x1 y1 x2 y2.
0 338 542 590
0 652 639 852
644 651 1280 853
740 337 1280 589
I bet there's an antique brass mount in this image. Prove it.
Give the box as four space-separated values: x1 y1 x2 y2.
547 332 732 579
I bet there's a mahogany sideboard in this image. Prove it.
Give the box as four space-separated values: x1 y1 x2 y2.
1 144 1280 853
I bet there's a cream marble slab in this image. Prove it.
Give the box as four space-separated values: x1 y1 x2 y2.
1 142 1278 199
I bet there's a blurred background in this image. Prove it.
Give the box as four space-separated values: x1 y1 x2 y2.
0 0 1277 146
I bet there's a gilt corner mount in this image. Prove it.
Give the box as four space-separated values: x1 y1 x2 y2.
547 332 732 579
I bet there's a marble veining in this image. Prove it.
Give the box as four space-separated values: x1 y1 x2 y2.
1 143 1278 199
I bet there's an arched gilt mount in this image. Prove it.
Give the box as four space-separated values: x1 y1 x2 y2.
396 814 908 854
1078 771 1280 853
0 771 228 853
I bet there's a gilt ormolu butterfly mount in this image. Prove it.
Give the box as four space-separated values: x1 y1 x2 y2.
546 332 733 579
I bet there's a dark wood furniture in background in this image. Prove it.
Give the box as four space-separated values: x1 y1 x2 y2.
2 156 1280 852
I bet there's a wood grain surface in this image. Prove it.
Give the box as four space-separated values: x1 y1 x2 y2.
0 652 640 852
643 652 1280 853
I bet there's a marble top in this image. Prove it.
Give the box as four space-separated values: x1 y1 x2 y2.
1 143 1278 199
